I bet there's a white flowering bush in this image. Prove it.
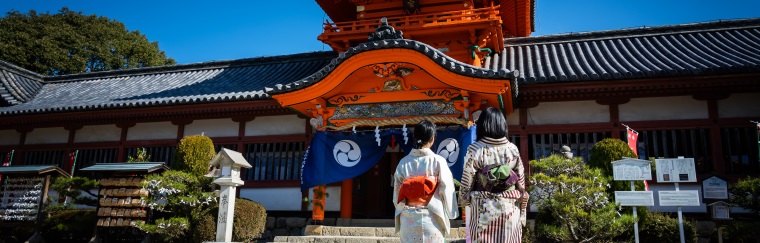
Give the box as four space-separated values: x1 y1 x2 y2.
529 154 634 242
136 170 216 242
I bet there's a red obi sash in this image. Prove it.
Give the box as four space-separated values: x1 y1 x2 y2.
398 176 437 207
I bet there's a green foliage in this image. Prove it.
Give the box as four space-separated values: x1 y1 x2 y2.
231 199 267 242
530 154 634 242
639 211 697 243
589 138 645 193
730 176 760 214
0 7 175 76
127 147 152 162
717 221 760 243
193 199 268 243
137 170 216 242
174 135 216 177
588 138 637 176
49 176 100 207
193 212 216 243
42 209 98 242
135 217 189 241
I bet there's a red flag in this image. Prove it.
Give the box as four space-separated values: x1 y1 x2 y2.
67 151 78 177
2 152 10 166
1 150 13 183
643 180 649 191
627 128 639 157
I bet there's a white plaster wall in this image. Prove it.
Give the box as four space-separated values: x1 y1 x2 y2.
0 129 20 145
245 115 305 136
527 101 609 125
506 108 520 126
126 122 177 140
718 92 760 118
240 187 305 211
308 186 342 212
184 118 238 137
74 125 121 143
25 127 68 144
644 183 707 213
620 96 707 121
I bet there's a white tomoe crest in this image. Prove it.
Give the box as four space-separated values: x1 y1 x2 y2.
333 140 362 167
436 138 460 167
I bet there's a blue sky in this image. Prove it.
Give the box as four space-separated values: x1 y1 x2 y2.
2 0 759 64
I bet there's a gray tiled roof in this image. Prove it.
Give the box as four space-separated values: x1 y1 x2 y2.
80 162 169 173
0 52 335 116
263 39 519 95
0 60 44 106
493 18 760 84
0 165 70 176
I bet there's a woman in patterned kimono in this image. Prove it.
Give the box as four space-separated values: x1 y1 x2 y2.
393 120 459 243
459 107 529 243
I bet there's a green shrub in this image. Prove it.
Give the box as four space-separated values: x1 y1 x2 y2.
717 221 760 243
193 212 216 243
174 135 216 177
588 138 637 176
42 209 98 242
730 177 760 214
530 154 634 242
589 138 646 193
194 198 267 242
639 211 697 243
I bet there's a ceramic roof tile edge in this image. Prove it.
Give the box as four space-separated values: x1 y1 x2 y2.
0 59 45 105
263 39 519 95
0 91 272 116
43 51 337 83
505 18 760 46
0 59 44 80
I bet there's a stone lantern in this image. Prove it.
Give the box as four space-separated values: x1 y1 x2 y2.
206 148 252 243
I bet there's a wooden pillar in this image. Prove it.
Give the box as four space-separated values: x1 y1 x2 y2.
171 119 193 141
707 99 725 174
519 107 530 175
116 123 135 161
610 103 621 139
312 185 326 222
15 127 32 164
340 179 353 218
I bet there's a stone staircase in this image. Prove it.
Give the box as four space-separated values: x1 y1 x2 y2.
271 219 466 243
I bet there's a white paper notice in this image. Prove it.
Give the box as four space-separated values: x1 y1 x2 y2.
658 190 701 206
655 158 697 183
615 191 655 206
612 159 652 181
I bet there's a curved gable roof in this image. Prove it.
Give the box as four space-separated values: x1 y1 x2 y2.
263 38 519 96
0 60 44 106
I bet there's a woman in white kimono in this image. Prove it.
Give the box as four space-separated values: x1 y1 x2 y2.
393 120 459 243
459 107 529 243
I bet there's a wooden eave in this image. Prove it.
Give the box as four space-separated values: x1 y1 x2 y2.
517 73 760 108
0 99 289 130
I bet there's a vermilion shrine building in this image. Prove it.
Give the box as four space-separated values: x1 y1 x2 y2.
1 0 759 218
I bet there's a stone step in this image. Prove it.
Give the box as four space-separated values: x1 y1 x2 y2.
304 225 467 238
272 235 465 243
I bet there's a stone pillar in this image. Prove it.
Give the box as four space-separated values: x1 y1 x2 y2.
216 183 238 242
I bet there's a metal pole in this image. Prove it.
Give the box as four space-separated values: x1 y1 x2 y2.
675 182 685 243
631 181 639 243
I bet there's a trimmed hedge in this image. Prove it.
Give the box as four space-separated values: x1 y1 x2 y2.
195 198 267 242
588 138 636 176
639 211 697 243
42 209 98 242
174 135 216 177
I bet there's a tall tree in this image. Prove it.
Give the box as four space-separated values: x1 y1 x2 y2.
0 7 175 75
